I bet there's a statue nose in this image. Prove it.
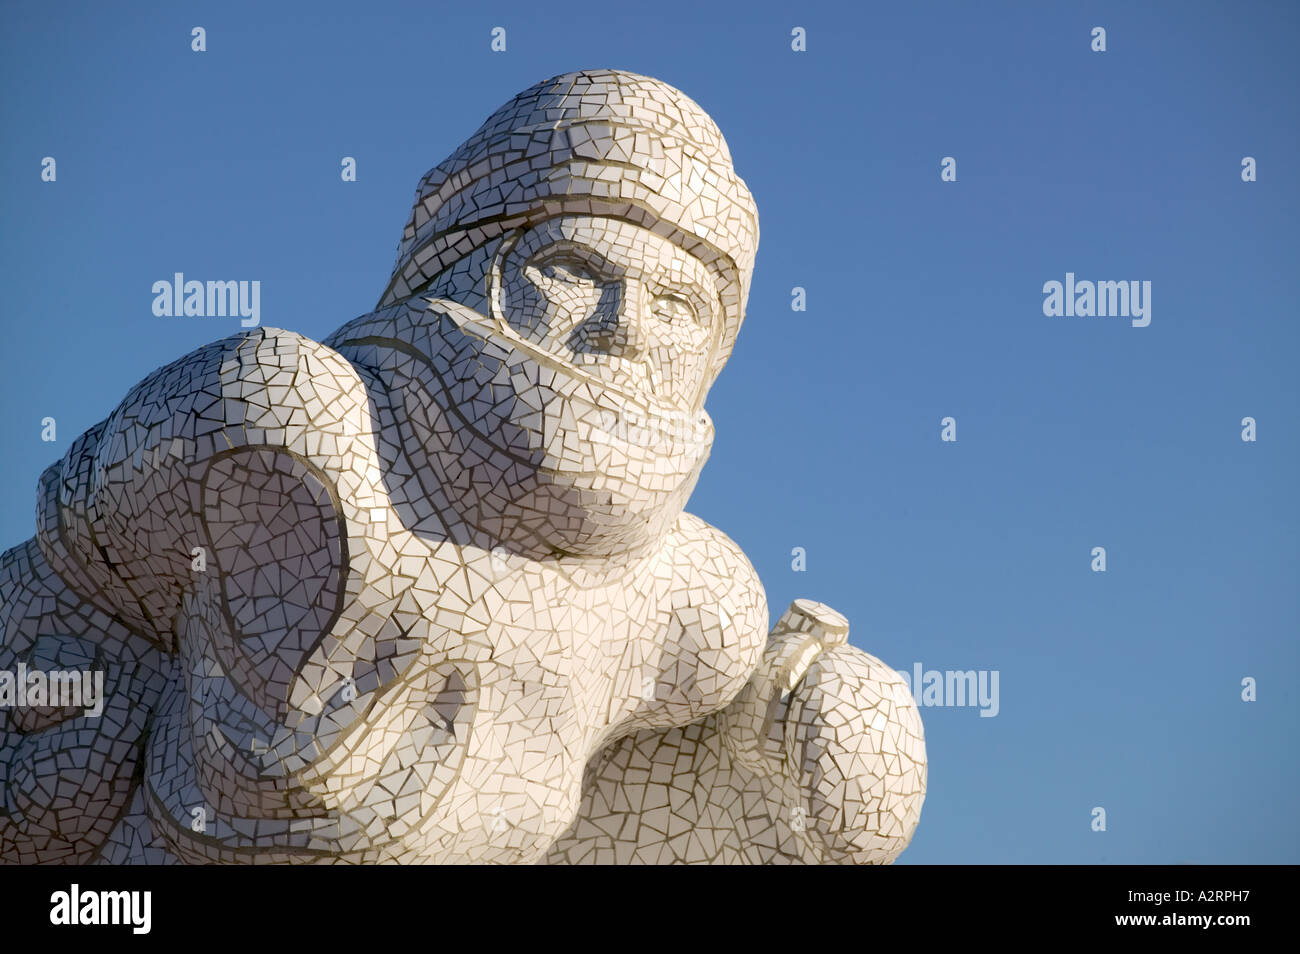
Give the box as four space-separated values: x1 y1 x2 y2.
581 279 645 359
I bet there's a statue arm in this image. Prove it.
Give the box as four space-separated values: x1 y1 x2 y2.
2 327 381 862
0 537 167 862
544 600 927 864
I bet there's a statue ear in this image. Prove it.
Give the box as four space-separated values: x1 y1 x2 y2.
199 448 347 720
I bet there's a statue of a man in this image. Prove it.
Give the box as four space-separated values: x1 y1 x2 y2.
0 69 925 864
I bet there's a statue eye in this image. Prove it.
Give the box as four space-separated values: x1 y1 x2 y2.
536 255 597 283
652 293 698 324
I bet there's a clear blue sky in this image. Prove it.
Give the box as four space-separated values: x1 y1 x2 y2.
1 0 1296 864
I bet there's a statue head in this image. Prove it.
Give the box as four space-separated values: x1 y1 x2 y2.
358 70 759 560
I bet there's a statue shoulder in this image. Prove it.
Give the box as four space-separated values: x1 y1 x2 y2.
668 511 770 630
34 327 371 648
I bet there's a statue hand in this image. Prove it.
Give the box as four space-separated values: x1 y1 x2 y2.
720 599 927 863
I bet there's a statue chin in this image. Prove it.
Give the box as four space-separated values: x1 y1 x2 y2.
458 375 714 560
531 447 708 560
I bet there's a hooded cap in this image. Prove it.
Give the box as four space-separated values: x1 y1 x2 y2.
378 68 759 388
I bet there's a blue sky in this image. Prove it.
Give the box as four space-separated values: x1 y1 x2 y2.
1 0 1296 863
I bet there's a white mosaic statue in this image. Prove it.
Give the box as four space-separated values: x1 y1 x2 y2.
0 70 926 864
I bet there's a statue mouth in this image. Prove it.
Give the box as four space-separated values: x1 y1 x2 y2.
581 397 713 458
422 295 715 464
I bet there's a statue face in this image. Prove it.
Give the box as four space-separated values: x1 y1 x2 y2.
495 216 723 412
363 215 727 559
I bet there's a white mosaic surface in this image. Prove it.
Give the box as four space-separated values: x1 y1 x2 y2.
0 70 925 864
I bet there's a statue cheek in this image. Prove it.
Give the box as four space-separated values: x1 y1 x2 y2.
512 281 596 345
654 328 710 395
500 278 549 339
